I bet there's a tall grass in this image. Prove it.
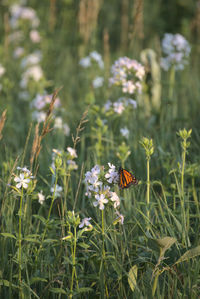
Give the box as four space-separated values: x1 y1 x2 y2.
0 1 200 298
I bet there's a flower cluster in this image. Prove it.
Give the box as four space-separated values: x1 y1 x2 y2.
160 33 191 71
79 51 104 69
109 57 145 95
10 4 40 29
20 51 43 88
104 97 137 115
14 166 34 189
84 164 124 224
92 76 104 88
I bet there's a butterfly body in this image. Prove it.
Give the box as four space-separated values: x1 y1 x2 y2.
118 167 138 189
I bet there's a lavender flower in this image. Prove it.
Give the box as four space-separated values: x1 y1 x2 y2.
105 163 119 184
79 217 92 228
85 164 121 210
109 57 145 95
161 33 191 71
93 194 109 210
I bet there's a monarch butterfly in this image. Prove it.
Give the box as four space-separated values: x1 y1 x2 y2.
118 167 138 189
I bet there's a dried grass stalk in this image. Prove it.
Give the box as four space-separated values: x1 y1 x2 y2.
78 0 102 46
30 88 62 170
0 109 7 140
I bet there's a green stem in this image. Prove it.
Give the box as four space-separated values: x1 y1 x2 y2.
181 144 187 245
18 188 23 296
181 146 186 197
70 227 78 298
102 210 105 258
146 158 150 230
36 174 58 262
169 65 175 100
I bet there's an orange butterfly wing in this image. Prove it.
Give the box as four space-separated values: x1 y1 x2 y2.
118 167 138 189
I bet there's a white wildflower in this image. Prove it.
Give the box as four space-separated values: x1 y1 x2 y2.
38 191 45 205
67 147 77 158
14 173 30 189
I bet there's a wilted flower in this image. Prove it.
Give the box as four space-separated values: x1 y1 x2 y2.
110 192 120 208
79 217 92 228
67 160 78 170
17 166 32 176
38 191 45 204
115 210 124 225
67 147 77 158
160 33 191 71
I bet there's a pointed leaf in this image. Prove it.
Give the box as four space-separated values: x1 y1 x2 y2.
1 233 16 239
49 288 67 294
175 245 200 264
128 265 137 292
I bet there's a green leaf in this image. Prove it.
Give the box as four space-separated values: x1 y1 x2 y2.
156 237 176 257
152 271 160 297
128 265 137 292
33 214 47 225
74 287 93 294
49 288 67 294
175 245 200 264
30 277 48 284
1 233 16 239
43 239 57 243
0 279 18 289
78 242 90 249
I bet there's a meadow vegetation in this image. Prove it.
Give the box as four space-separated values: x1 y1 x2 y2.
0 0 200 298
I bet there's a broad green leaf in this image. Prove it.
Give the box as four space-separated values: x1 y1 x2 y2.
175 245 200 264
156 237 176 256
128 265 137 292
1 233 16 239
